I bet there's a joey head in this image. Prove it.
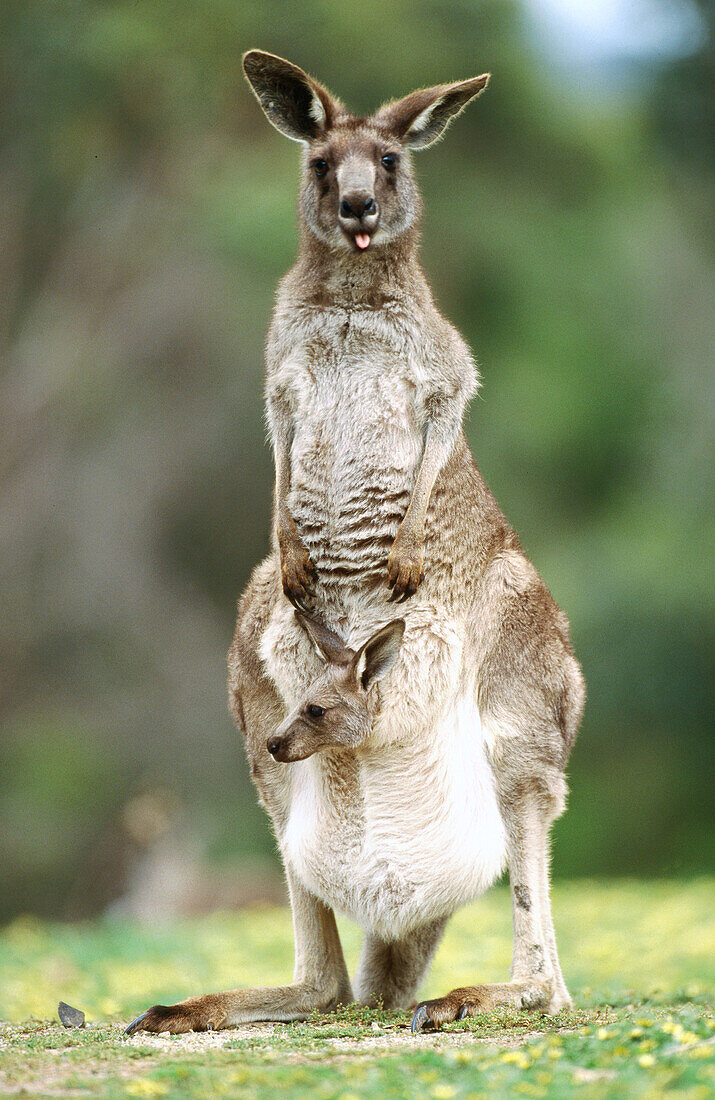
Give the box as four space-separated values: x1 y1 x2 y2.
266 613 405 763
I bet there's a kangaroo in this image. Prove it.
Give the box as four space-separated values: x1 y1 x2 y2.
264 613 406 764
125 51 585 1037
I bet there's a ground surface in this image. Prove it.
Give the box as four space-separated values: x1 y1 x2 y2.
1 880 713 1098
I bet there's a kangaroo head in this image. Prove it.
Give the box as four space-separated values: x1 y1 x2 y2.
243 51 489 255
266 612 405 763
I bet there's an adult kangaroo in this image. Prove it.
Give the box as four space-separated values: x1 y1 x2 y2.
125 51 585 1037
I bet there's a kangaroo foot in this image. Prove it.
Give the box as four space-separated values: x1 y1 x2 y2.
125 995 228 1035
411 980 553 1033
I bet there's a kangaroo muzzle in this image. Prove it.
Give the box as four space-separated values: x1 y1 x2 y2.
266 723 319 763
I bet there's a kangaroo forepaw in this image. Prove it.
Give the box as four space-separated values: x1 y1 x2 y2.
124 999 227 1035
280 542 315 610
387 543 424 602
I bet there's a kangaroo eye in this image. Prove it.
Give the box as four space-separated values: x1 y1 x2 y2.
381 154 398 171
312 159 328 178
307 704 325 719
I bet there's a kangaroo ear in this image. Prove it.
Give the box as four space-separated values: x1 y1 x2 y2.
294 610 353 666
353 619 405 690
373 75 490 150
243 50 343 143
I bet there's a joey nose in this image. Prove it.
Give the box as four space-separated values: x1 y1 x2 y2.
340 194 377 220
267 736 282 757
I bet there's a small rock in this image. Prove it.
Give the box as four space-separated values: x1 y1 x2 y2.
371 1021 382 1033
159 1030 171 1038
58 1002 85 1029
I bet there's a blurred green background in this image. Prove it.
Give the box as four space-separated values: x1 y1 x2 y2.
1 0 712 922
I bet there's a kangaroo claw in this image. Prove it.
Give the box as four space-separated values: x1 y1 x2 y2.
280 536 316 611
124 1011 151 1036
411 1003 434 1034
386 553 424 602
287 589 311 612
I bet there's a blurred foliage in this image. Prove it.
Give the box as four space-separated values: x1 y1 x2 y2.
0 0 712 919
3 879 713 1020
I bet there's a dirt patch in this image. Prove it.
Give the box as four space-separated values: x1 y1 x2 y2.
123 1020 560 1058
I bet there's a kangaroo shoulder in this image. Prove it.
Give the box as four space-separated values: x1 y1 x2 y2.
408 301 479 402
440 322 479 398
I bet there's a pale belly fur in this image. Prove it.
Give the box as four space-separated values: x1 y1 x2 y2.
279 694 508 941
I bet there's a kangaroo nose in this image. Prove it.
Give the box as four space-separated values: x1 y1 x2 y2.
340 194 377 220
267 736 282 757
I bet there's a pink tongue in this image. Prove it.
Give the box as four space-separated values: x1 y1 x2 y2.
355 233 370 250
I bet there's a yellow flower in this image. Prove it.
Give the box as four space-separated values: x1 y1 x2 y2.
501 1051 530 1069
125 1081 168 1098
630 1027 644 1038
514 1084 546 1097
597 1027 613 1040
431 1087 457 1100
688 1045 715 1059
637 1054 656 1068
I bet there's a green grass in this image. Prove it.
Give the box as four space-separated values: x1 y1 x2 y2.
1 880 713 1098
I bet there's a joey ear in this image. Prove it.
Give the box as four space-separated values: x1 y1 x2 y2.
353 619 405 690
243 50 343 143
373 75 490 150
294 610 353 666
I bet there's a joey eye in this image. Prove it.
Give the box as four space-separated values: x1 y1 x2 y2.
381 154 398 171
312 159 328 178
307 704 325 719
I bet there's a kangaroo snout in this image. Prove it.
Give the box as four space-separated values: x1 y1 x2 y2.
340 194 377 220
266 726 316 763
267 733 295 762
338 190 379 250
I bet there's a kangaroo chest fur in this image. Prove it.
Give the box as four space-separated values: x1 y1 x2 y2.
269 304 437 589
279 695 507 940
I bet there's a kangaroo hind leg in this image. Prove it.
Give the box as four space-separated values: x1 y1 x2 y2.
125 871 352 1034
412 790 568 1032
